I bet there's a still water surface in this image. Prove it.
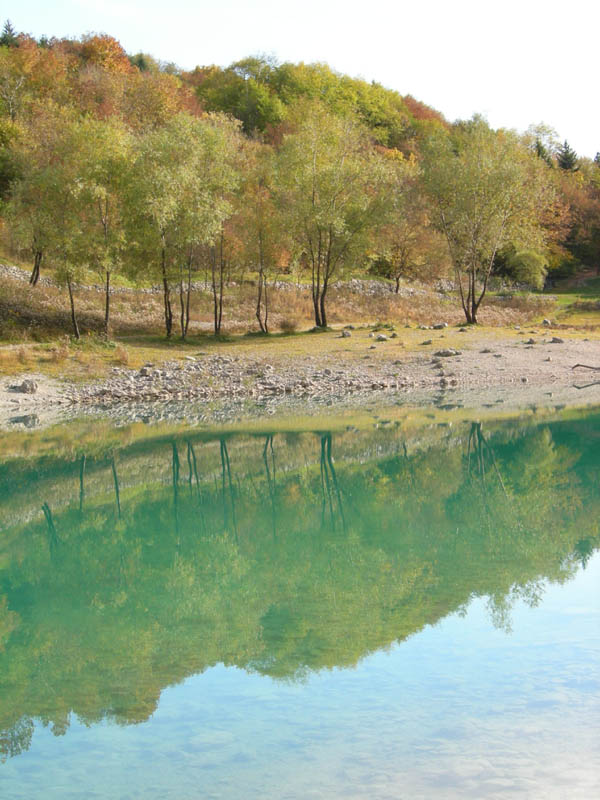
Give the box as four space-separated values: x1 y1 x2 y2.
1 410 599 798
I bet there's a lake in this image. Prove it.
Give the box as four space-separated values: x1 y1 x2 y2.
1 406 599 798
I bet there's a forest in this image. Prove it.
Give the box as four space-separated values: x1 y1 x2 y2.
0 20 599 337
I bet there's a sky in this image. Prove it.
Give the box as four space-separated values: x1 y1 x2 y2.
7 0 600 157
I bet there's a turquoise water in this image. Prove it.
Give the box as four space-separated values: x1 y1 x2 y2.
1 411 599 798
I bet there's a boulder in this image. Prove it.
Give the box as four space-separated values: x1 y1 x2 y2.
12 379 38 394
434 349 461 357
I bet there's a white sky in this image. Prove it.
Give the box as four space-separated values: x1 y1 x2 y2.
8 0 600 156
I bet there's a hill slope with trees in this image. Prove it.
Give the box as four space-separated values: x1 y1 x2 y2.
0 20 598 340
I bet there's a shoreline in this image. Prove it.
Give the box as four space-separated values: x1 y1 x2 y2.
1 328 599 429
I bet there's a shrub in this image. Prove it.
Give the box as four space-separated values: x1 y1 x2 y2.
506 250 548 290
279 318 298 333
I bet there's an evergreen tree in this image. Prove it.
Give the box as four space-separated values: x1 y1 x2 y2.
534 137 553 167
0 20 19 48
556 140 579 171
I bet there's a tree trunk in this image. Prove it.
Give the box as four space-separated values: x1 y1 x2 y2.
263 280 269 333
211 235 225 335
178 254 194 339
185 254 192 338
218 238 224 334
256 270 265 333
457 265 476 324
311 249 323 328
161 242 173 338
319 279 328 328
29 250 43 286
470 268 478 324
312 292 322 328
104 270 111 337
211 246 219 334
255 231 268 333
179 262 185 340
66 275 80 340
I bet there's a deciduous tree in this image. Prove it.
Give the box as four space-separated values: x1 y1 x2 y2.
126 113 240 338
422 117 554 324
277 102 390 328
74 117 132 334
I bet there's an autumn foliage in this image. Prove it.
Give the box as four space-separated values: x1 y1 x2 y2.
0 22 598 336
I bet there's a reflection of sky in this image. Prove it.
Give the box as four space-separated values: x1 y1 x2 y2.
3 556 599 799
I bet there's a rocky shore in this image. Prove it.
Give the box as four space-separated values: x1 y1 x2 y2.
1 330 599 429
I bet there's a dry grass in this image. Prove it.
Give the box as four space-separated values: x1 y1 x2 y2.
48 339 71 364
0 263 565 344
2 263 594 386
114 344 130 365
0 347 29 372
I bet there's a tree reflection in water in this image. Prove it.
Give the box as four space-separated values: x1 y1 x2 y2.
0 411 598 760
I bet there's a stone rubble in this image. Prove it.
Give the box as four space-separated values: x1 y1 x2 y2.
58 353 426 410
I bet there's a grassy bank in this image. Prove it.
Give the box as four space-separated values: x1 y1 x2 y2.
0 260 598 381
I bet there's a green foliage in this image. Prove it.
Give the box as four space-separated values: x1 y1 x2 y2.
276 101 392 326
127 112 240 268
125 113 241 335
0 414 597 756
195 57 440 147
196 60 285 134
0 20 18 48
556 139 579 171
534 137 553 167
0 118 18 203
547 249 579 279
422 117 554 322
128 52 160 73
506 249 548 289
0 26 596 337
